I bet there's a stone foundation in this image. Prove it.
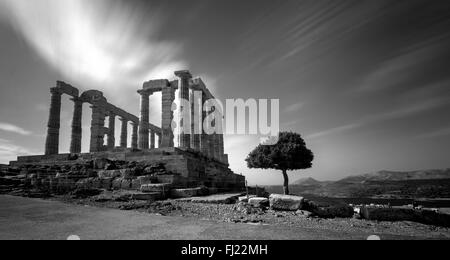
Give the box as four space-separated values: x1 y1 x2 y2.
9 148 245 192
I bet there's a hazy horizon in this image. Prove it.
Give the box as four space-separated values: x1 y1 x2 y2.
1 0 450 185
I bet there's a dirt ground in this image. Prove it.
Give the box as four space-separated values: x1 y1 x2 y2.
0 195 449 240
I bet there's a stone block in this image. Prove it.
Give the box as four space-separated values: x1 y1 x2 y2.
131 192 161 201
100 177 113 190
120 169 134 179
140 183 171 194
76 178 100 190
296 210 314 218
170 187 202 198
238 195 256 203
98 170 121 179
314 204 354 218
248 197 270 208
131 179 141 190
137 175 156 185
121 179 132 190
93 158 110 170
269 194 304 211
112 178 123 190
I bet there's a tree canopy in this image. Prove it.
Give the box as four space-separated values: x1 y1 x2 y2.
246 132 314 172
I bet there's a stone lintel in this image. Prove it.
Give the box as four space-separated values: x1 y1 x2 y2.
142 79 170 92
56 81 79 97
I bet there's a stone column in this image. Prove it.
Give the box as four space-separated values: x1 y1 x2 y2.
120 117 128 148
200 92 209 156
107 111 116 150
161 83 175 148
138 90 150 150
89 102 106 153
131 122 138 149
190 91 201 151
45 87 62 155
218 133 225 163
150 129 156 149
70 97 83 154
175 70 192 149
216 112 225 162
158 132 162 148
208 134 215 159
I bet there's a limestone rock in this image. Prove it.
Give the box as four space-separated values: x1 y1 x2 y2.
120 169 134 179
76 178 101 190
131 192 161 201
296 210 314 218
269 194 304 211
93 158 111 170
136 175 156 185
100 177 113 190
120 179 132 190
141 183 171 193
98 170 121 179
112 178 123 190
170 187 202 198
238 195 256 203
248 197 270 208
314 205 354 218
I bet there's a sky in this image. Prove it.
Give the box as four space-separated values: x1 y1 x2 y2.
0 0 449 185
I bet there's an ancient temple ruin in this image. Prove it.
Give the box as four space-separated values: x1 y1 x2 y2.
10 70 245 191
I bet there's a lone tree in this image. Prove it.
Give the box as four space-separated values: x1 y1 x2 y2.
246 132 314 195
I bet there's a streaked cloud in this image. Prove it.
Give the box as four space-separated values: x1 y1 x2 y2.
307 123 362 139
416 126 450 139
284 102 304 113
0 122 32 135
357 34 450 92
0 139 35 163
0 0 187 94
308 97 449 139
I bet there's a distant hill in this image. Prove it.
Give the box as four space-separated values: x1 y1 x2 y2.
266 169 450 199
338 169 450 184
292 177 323 186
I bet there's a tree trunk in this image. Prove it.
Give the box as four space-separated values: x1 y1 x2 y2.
282 169 289 195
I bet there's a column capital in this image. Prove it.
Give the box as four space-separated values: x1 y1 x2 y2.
175 70 192 79
137 89 155 96
50 87 63 95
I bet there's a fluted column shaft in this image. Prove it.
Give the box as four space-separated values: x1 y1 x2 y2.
138 91 150 150
200 92 209 156
45 87 62 155
120 118 128 148
175 71 192 149
89 102 106 153
150 129 156 149
131 122 138 149
161 85 175 148
70 97 83 154
190 91 201 151
107 112 116 150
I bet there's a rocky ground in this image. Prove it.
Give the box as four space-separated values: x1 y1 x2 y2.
41 191 450 240
2 160 450 240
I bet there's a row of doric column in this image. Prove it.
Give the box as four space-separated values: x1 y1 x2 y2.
44 84 140 156
44 72 227 164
